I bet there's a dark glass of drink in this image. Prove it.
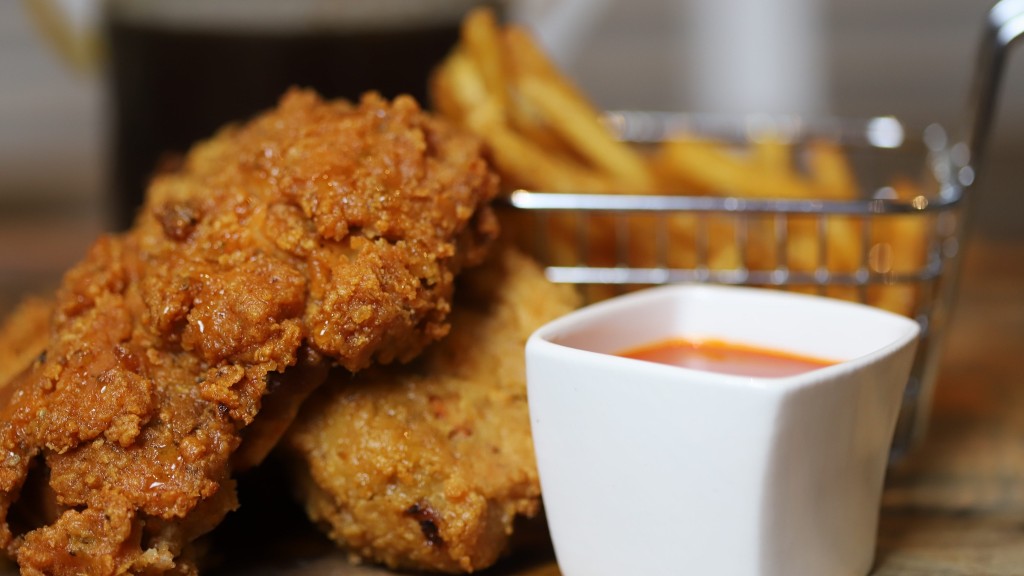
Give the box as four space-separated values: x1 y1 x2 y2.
105 0 497 230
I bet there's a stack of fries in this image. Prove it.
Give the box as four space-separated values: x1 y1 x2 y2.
431 7 932 316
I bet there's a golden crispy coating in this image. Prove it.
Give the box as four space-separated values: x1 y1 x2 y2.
0 297 52 389
284 246 578 573
0 90 498 575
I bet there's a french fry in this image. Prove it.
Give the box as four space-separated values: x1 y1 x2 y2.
657 138 819 199
500 27 571 153
433 50 488 117
502 25 592 111
460 7 507 113
867 177 931 316
469 103 610 193
429 65 462 122
516 77 655 190
753 137 792 178
650 141 716 196
808 139 858 199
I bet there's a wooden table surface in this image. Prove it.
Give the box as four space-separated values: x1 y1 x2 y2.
872 239 1024 575
0 219 1021 574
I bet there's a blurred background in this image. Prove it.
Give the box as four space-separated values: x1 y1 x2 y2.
0 0 1021 307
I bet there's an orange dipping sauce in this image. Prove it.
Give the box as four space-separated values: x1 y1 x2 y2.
618 338 835 378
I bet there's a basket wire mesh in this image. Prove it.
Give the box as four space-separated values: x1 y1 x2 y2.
506 115 968 460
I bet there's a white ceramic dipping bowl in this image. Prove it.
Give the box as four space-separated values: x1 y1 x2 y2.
526 284 919 576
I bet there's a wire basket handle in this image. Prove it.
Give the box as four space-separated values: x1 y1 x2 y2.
966 0 1024 167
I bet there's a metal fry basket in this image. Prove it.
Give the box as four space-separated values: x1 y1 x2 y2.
507 0 1022 459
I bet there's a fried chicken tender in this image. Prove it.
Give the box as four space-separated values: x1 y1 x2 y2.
0 89 499 575
284 246 579 573
0 297 53 389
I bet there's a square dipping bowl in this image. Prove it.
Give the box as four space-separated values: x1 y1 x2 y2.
526 284 919 576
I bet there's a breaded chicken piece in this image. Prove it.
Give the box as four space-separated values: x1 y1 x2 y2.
0 297 52 389
0 90 498 575
284 246 578 573
0 295 321 511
